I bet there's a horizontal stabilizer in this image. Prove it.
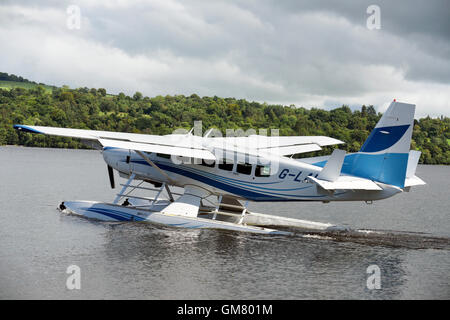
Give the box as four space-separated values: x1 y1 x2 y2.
406 150 421 178
403 150 426 188
307 175 383 190
404 175 426 187
317 149 346 182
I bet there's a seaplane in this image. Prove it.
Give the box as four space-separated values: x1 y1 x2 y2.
14 100 425 235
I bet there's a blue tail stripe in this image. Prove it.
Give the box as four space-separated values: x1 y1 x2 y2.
359 124 410 153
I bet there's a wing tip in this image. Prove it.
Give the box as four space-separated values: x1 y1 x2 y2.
13 124 43 134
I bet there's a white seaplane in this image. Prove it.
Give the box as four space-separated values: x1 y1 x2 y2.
14 100 425 235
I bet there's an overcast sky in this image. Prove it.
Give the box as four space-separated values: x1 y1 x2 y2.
1 0 449 117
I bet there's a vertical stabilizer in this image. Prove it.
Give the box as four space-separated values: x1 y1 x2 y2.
342 101 415 188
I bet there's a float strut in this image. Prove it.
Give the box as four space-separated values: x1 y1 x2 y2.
113 173 136 204
238 201 249 224
151 182 165 208
212 195 222 220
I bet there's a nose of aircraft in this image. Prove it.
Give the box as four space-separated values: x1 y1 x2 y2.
102 147 132 173
102 147 121 167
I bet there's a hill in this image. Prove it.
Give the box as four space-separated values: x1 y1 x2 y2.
0 72 448 164
0 72 56 92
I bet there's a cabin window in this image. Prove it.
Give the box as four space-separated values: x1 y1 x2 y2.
236 162 252 175
156 153 171 159
200 159 215 168
218 159 233 171
255 165 270 177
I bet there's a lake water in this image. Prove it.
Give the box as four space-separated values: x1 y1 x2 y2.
0 146 449 299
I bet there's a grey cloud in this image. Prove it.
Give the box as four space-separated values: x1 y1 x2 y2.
0 0 449 117
266 0 450 41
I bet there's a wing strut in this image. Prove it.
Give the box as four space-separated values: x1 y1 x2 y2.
134 150 176 185
150 182 166 209
165 184 175 202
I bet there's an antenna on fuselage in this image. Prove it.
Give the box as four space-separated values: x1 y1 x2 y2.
204 128 214 138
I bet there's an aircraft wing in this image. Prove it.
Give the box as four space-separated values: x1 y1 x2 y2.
13 124 201 146
13 124 215 160
206 134 344 156
257 144 322 156
14 125 343 159
98 139 216 160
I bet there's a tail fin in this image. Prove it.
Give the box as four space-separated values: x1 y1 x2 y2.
343 100 415 188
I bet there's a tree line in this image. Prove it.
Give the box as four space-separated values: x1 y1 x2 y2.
0 72 56 89
0 84 448 164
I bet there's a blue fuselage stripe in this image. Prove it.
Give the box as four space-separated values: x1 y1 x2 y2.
130 160 341 201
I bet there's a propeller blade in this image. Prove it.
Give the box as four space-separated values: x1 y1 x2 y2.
107 165 115 189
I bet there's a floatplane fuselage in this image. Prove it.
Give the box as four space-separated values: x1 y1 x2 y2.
102 147 402 203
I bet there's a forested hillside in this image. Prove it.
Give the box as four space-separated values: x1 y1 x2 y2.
0 77 448 164
0 72 56 92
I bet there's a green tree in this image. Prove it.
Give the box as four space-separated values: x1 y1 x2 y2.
0 78 448 164
98 88 107 96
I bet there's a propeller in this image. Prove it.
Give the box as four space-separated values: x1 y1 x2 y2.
107 165 115 189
